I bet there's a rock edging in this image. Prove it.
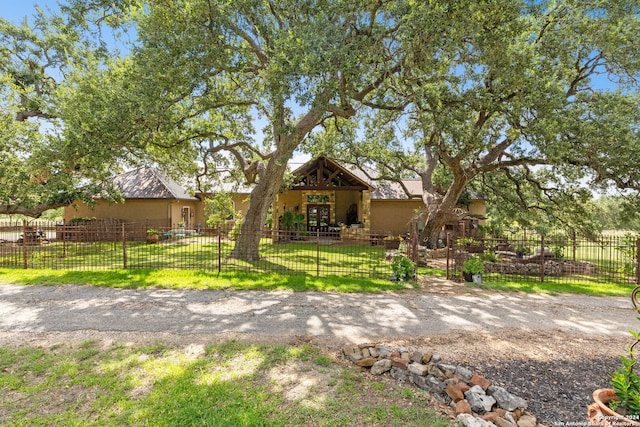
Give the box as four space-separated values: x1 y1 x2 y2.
342 343 548 427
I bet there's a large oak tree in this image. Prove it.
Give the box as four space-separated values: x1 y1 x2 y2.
310 0 640 245
0 7 133 217
65 0 418 259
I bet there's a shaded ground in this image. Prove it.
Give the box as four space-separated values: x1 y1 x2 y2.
0 278 635 424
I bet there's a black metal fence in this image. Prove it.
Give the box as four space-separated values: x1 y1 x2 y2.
0 221 402 278
435 229 640 285
2 220 638 285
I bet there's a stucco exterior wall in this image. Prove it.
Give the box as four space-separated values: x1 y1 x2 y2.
335 191 360 224
467 200 487 224
370 200 424 235
64 199 201 228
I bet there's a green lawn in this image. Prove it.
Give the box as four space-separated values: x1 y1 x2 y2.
478 273 637 297
0 340 452 426
0 268 415 292
0 238 394 278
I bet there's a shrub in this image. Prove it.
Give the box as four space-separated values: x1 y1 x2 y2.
462 257 484 275
391 256 415 282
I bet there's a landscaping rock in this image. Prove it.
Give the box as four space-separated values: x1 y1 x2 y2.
408 362 428 376
470 373 491 390
455 399 472 415
390 366 410 382
456 366 473 383
465 386 497 414
370 359 392 375
516 414 536 427
482 411 500 423
457 413 497 427
438 362 458 374
410 373 432 392
343 342 543 426
428 363 447 380
495 418 517 427
391 356 408 370
488 386 527 411
446 383 466 402
347 352 362 363
376 346 393 358
355 357 376 367
410 350 424 363
426 375 447 393
342 344 359 356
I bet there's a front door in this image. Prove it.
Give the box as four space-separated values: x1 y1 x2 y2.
307 205 330 232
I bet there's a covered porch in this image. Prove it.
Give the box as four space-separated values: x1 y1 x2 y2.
273 157 372 240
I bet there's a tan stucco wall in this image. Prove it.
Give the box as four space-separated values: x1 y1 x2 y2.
335 191 360 224
276 191 303 216
64 199 201 228
370 200 424 235
467 200 487 224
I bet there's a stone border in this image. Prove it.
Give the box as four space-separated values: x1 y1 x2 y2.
343 343 548 427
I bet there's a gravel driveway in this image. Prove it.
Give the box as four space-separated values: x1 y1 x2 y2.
0 277 636 424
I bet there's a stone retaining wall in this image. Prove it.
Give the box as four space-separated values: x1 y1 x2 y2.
484 260 598 276
343 343 547 427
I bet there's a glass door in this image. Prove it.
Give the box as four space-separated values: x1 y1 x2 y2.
307 205 330 232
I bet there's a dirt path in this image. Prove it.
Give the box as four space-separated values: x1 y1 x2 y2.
1 279 635 424
0 277 634 345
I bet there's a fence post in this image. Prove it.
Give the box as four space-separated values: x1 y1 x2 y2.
446 232 451 280
636 238 640 285
572 230 577 261
218 230 221 274
316 229 320 277
122 223 127 269
540 234 545 282
22 220 27 269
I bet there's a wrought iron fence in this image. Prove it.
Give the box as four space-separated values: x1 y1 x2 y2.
435 229 640 285
2 220 639 285
0 221 402 279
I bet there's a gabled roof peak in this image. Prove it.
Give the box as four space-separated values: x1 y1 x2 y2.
113 168 198 200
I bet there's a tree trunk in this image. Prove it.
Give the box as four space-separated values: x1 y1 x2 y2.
230 155 290 260
420 173 469 247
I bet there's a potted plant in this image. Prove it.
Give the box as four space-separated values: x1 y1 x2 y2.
588 343 640 426
146 228 161 244
462 257 484 283
459 237 484 253
588 291 640 426
384 235 402 250
514 244 530 259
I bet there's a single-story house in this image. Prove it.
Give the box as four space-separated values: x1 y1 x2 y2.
64 156 486 238
64 168 203 229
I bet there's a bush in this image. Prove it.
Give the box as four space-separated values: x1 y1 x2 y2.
462 257 484 275
479 251 498 263
391 256 415 282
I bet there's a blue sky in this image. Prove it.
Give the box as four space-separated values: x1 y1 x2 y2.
1 1 59 23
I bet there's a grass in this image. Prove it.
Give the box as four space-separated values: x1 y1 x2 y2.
0 340 453 427
0 238 394 278
0 268 415 293
475 274 636 297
